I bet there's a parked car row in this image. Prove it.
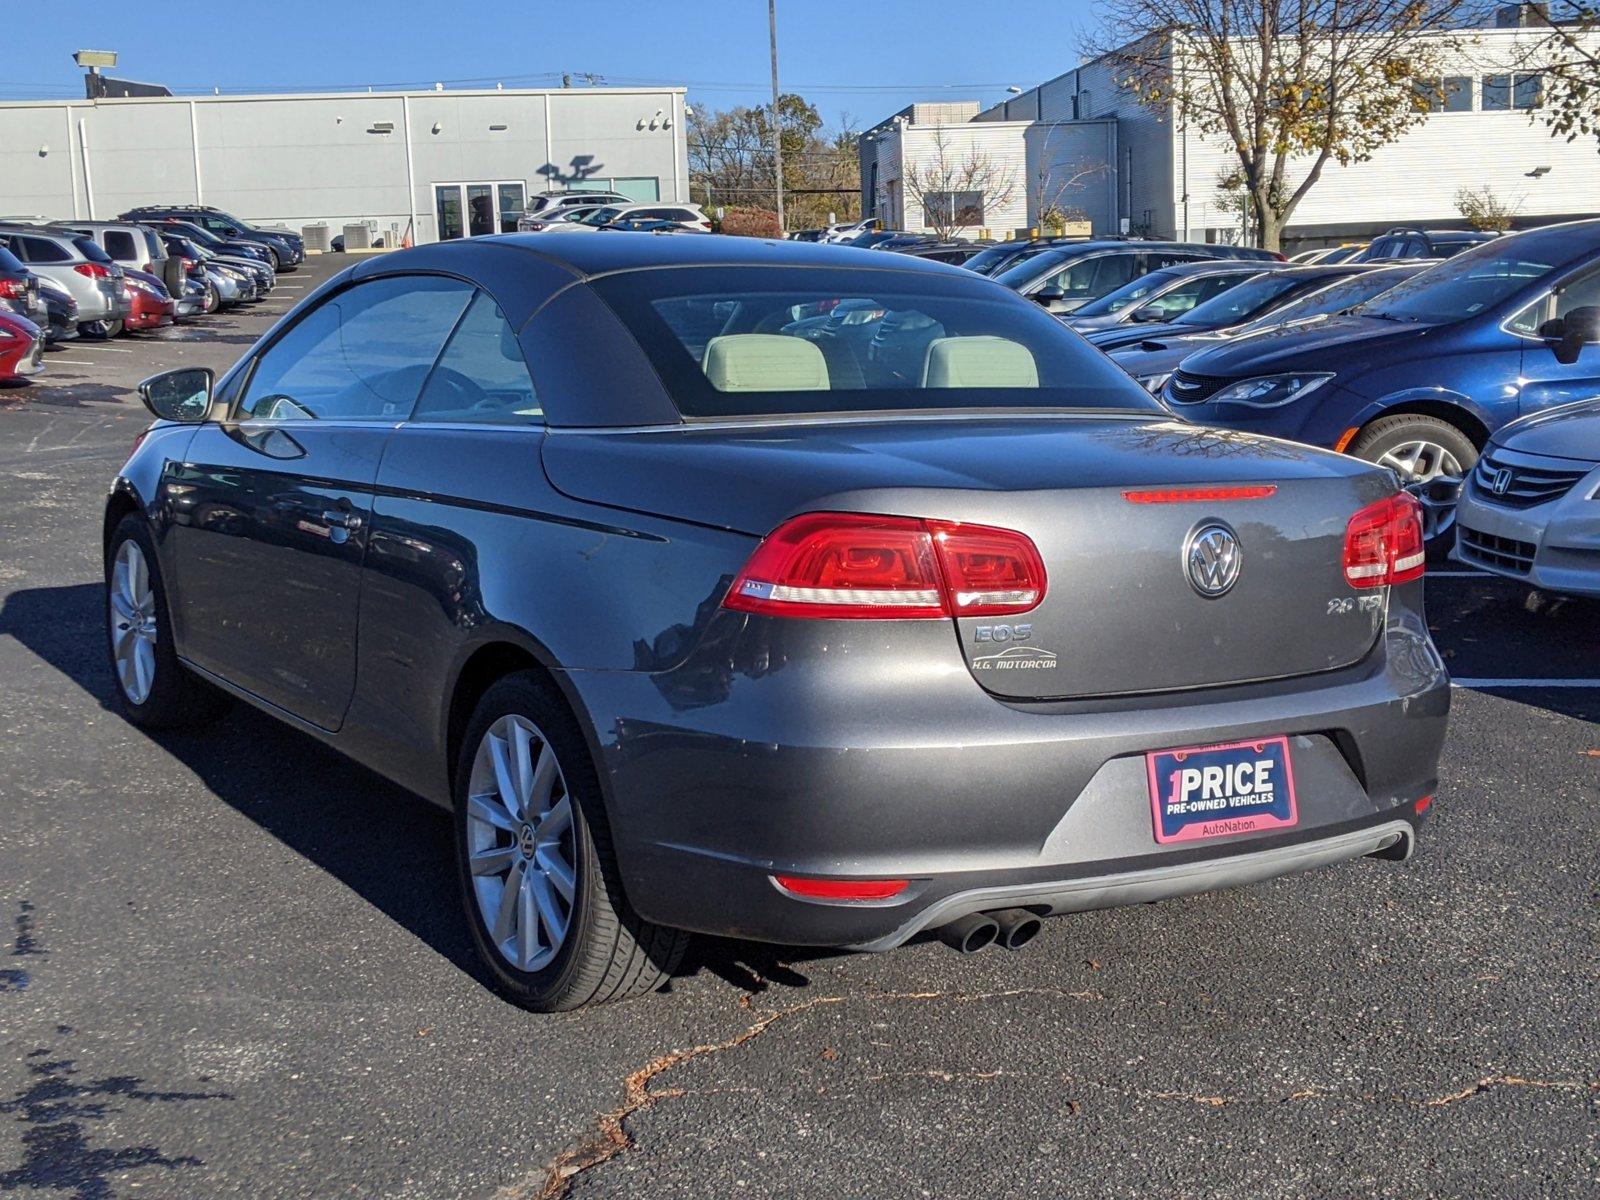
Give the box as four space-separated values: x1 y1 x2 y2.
516 190 711 234
835 221 1599 541
0 205 301 385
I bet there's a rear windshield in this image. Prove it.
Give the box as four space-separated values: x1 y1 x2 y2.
590 265 1161 418
74 237 114 264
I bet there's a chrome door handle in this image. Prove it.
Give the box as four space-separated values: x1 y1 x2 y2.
322 509 362 530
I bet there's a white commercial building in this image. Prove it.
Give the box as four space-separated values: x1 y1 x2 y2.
861 22 1600 247
0 85 690 246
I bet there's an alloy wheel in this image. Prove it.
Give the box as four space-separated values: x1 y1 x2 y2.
466 714 577 973
109 539 158 704
1374 439 1463 484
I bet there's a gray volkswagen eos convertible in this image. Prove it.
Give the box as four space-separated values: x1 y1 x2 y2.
106 234 1449 1010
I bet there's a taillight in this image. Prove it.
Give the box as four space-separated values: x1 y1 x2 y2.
73 262 111 279
722 512 1046 620
0 279 22 299
1343 492 1425 588
181 258 197 271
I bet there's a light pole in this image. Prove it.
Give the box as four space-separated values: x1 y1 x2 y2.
768 0 784 234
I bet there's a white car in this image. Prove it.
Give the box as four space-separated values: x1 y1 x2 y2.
517 191 629 232
517 204 612 233
823 218 882 243
557 203 711 234
1454 395 1600 598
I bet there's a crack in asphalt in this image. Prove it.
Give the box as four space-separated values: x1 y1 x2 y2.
507 979 1600 1200
509 985 1105 1200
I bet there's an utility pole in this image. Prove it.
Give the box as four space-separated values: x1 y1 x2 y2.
768 0 785 234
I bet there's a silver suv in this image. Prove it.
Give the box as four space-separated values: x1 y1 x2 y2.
0 225 131 337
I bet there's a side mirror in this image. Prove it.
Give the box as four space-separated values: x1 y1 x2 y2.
1129 303 1166 322
1032 286 1066 306
138 367 213 423
1548 305 1600 365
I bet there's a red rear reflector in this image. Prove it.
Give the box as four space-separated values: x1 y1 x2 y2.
724 512 1046 620
1343 492 1425 588
73 262 111 279
1415 794 1433 814
774 875 909 901
1123 485 1278 504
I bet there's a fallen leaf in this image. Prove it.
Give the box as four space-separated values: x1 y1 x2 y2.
819 1047 838 1061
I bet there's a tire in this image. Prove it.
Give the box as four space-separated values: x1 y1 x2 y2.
267 247 283 270
453 671 688 1011
80 318 124 340
105 514 228 729
201 284 218 315
1348 413 1479 484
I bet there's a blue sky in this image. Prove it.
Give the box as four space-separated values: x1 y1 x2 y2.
5 0 1107 127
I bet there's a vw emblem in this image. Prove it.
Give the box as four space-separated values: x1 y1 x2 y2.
1185 523 1242 598
1489 467 1513 496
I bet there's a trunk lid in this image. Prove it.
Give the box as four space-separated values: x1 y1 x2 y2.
542 416 1395 699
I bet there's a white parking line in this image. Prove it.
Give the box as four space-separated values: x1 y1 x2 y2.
1452 678 1600 689
46 359 97 366
92 346 134 353
276 285 306 291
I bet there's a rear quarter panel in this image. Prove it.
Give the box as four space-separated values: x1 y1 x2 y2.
347 425 755 805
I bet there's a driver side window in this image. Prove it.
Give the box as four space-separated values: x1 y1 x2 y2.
1554 268 1600 321
237 276 472 422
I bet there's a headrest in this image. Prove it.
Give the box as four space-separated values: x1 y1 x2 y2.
703 334 830 392
921 336 1039 388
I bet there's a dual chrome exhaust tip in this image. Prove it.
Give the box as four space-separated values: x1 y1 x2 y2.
937 908 1042 954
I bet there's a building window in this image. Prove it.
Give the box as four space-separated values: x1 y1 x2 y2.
613 177 661 202
1483 73 1541 111
925 191 985 227
1417 75 1472 112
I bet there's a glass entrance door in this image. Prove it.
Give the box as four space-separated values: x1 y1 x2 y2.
434 181 528 241
435 185 464 241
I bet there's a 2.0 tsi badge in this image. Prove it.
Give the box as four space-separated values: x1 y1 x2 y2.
1185 523 1242 598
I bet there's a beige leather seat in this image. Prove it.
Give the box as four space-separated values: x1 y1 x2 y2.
921 336 1039 388
702 334 830 392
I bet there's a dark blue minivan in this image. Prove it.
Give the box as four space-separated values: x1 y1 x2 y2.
1159 221 1600 484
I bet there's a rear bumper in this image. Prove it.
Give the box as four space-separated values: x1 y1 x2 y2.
1455 472 1600 598
560 599 1449 949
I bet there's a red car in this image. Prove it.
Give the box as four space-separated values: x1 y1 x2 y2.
123 268 177 332
0 309 45 383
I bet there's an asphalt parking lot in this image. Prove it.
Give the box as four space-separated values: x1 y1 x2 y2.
1 255 1596 1199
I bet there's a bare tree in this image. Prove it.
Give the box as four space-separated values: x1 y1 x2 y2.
1455 183 1521 231
1029 146 1110 232
1518 3 1600 147
901 126 1018 240
1092 0 1481 250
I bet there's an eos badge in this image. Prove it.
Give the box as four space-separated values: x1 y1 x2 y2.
974 623 1032 643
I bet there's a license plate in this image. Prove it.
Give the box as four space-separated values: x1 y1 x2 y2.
1146 736 1298 844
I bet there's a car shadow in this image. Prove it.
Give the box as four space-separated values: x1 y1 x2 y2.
0 582 853 1000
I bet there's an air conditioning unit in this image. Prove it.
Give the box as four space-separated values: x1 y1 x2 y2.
342 223 372 250
301 223 331 252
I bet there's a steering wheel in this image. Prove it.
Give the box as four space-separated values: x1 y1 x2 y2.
424 366 493 413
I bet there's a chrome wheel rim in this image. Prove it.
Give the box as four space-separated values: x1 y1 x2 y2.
466 715 576 973
1375 439 1463 484
109 540 158 705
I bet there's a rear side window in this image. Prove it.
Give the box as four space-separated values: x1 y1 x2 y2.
238 276 472 422
412 291 540 424
589 266 1161 418
19 237 71 264
105 230 138 261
